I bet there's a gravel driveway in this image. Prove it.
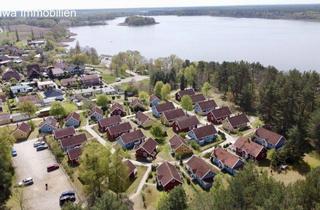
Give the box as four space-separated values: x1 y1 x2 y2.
12 138 78 210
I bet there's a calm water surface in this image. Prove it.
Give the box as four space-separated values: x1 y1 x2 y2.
70 16 320 71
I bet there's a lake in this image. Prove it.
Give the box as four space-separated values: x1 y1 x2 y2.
70 16 320 71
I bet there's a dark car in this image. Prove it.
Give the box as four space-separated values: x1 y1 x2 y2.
59 191 76 206
47 164 59 172
12 149 17 157
36 144 48 151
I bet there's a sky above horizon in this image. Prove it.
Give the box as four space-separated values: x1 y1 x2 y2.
0 0 319 10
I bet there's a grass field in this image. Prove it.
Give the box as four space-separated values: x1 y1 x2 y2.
0 25 50 43
126 166 148 195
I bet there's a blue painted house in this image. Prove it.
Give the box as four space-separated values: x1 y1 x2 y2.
187 124 217 146
152 102 175 118
211 148 244 175
194 100 217 116
149 95 160 107
89 106 103 122
186 156 217 190
253 127 286 149
117 129 145 150
65 112 81 127
39 117 58 134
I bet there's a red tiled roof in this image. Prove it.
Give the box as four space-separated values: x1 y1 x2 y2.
162 109 186 121
89 106 103 116
124 160 136 176
136 111 150 124
54 127 75 139
67 147 82 161
61 78 77 86
120 129 145 145
155 102 175 113
17 122 31 134
211 148 242 169
191 124 217 139
186 156 217 179
157 162 183 187
98 115 121 128
255 127 284 146
150 95 160 102
174 116 199 130
60 133 87 150
66 112 81 122
130 99 144 108
110 103 124 113
190 94 206 104
107 122 132 136
138 138 158 156
176 89 195 98
227 113 249 128
197 100 217 110
169 135 187 150
209 107 232 120
234 137 264 158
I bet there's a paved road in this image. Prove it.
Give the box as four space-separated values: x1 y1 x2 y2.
12 139 78 210
110 70 149 86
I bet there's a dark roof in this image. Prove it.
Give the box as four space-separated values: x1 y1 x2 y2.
27 64 41 78
130 99 144 108
174 116 199 130
136 111 150 124
255 127 284 146
191 124 217 139
176 89 195 97
98 115 121 128
66 112 81 122
81 74 100 83
234 137 264 158
44 89 63 98
155 102 175 113
2 69 21 81
107 122 132 136
169 135 187 150
162 109 186 121
54 127 75 139
197 100 217 110
60 133 87 149
138 138 158 156
211 148 242 169
67 147 82 161
227 113 249 128
16 122 31 134
209 107 232 120
124 160 136 176
120 129 145 145
190 94 206 104
157 162 183 187
186 156 217 179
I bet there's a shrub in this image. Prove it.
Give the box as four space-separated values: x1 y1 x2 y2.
189 140 200 151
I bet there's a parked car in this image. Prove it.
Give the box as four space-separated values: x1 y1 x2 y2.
19 177 33 186
47 163 59 172
33 141 46 148
36 144 48 151
12 149 17 157
59 191 76 206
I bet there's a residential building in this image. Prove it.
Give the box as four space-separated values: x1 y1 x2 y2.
175 89 195 101
117 129 146 149
152 102 175 118
223 113 250 132
65 112 81 127
172 116 200 133
211 148 244 175
187 124 217 146
135 138 158 160
207 107 232 124
98 115 121 132
253 127 286 149
156 162 183 191
195 100 217 115
233 137 266 161
161 108 186 126
106 122 132 141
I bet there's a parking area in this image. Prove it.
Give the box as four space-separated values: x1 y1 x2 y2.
12 138 78 210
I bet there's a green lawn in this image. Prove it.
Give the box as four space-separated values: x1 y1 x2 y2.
126 166 148 195
303 151 320 169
